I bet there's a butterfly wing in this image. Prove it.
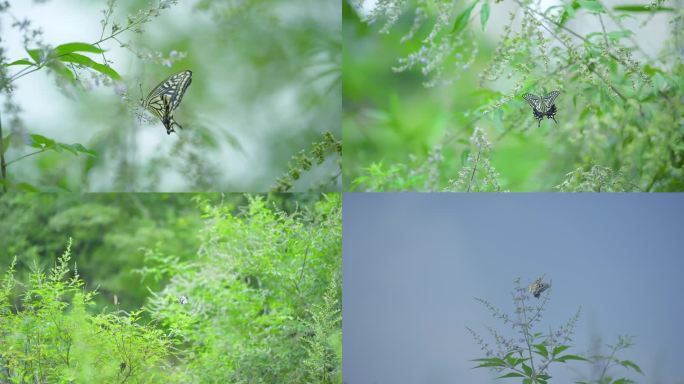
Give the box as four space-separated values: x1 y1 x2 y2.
542 91 560 110
542 91 560 123
523 93 543 113
142 70 193 134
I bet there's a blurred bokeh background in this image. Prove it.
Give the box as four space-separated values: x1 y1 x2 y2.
343 193 684 383
343 0 680 191
1 0 341 191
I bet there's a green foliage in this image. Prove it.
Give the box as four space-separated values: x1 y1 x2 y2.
136 195 342 383
273 131 343 192
0 193 342 382
344 0 684 191
352 127 501 191
0 239 178 383
0 193 206 311
143 194 342 383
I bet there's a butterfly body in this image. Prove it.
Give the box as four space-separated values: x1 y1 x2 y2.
528 276 550 298
141 70 192 135
523 91 559 127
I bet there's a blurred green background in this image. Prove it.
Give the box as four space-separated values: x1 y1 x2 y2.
1 0 341 192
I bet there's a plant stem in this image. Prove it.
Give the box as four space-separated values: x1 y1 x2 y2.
519 292 538 382
5 148 47 167
467 148 481 192
0 108 6 192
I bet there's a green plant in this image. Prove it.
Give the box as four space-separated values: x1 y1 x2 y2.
0 238 181 383
346 0 684 191
468 277 643 383
273 131 343 192
140 194 342 383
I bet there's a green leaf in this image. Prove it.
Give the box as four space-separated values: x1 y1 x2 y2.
521 362 533 375
559 0 580 25
578 0 605 12
472 357 506 368
29 134 56 149
59 53 121 80
26 48 43 63
533 343 549 358
53 42 104 56
619 360 643 374
613 4 674 11
451 0 478 34
498 372 525 378
552 345 570 356
480 2 490 30
4 59 34 67
555 354 588 362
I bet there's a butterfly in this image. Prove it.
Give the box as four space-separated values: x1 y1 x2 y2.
523 91 560 127
141 70 192 135
178 295 189 305
528 276 550 298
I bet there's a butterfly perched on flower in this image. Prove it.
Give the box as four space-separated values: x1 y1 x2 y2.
528 276 550 298
141 70 192 135
523 91 560 127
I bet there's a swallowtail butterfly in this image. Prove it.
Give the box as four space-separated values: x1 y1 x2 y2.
528 276 550 298
141 70 192 135
523 91 560 127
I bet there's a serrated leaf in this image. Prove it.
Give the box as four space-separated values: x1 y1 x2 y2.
53 42 104 56
451 0 478 34
480 2 490 30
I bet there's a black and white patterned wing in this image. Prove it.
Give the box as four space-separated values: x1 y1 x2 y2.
542 91 560 110
523 93 544 113
142 70 192 134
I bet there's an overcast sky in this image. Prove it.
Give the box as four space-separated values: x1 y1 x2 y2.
343 193 684 384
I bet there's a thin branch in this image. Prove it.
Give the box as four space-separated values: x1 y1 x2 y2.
598 13 610 49
466 147 481 192
0 109 6 192
5 148 48 167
